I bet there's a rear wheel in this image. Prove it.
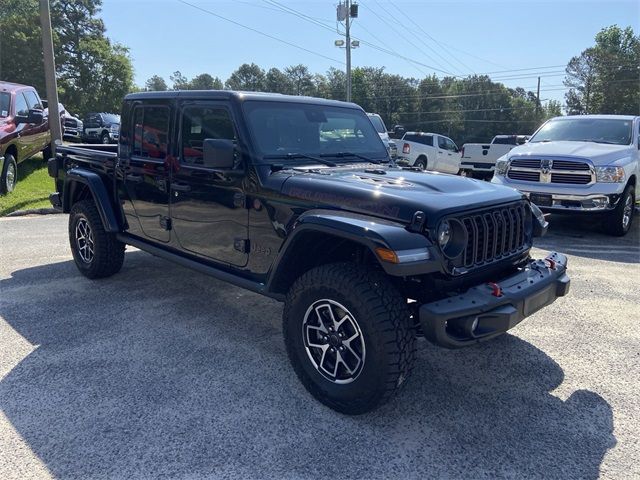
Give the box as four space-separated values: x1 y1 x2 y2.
69 199 125 278
283 263 416 414
0 153 18 195
415 156 428 171
604 185 635 236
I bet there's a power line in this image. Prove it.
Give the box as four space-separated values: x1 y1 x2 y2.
368 0 459 76
375 0 473 75
176 0 344 65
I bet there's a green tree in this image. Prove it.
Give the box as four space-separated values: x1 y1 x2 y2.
564 25 640 115
225 63 265 91
145 75 168 91
284 64 314 96
264 67 292 94
190 73 223 90
0 0 134 116
170 71 190 90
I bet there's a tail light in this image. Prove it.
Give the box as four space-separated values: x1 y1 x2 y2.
403 143 410 154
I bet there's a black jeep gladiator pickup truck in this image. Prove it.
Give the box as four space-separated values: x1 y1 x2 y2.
48 91 570 414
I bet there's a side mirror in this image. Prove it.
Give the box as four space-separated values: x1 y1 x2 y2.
202 138 235 169
15 109 43 125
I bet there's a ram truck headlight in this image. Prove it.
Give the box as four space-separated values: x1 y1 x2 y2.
595 166 625 183
495 158 509 176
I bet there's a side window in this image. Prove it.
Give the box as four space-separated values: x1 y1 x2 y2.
23 90 42 110
181 106 236 166
446 138 458 152
438 136 447 149
131 106 170 159
15 93 29 117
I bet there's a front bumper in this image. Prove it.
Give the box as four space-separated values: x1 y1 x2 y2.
419 252 569 348
522 192 619 212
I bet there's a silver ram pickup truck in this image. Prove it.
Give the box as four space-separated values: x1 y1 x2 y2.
492 115 639 236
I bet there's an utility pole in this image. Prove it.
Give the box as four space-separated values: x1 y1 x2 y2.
336 1 359 102
39 0 62 156
536 76 541 115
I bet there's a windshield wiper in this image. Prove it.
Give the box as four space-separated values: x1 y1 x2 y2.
262 153 336 167
320 152 381 164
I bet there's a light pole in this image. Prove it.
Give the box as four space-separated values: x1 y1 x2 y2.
336 1 359 102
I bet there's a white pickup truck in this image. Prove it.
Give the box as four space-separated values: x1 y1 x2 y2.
396 131 461 174
460 135 529 179
492 115 639 236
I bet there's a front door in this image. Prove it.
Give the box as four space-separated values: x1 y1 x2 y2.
170 102 249 267
118 103 171 242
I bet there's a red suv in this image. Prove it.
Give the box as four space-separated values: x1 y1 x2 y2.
0 81 51 194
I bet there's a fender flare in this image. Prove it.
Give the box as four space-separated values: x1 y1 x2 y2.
267 209 439 293
62 168 120 232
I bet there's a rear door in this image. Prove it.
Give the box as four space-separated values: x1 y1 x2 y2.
170 101 249 267
117 102 172 242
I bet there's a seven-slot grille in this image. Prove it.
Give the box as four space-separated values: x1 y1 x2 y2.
507 158 593 185
457 203 529 268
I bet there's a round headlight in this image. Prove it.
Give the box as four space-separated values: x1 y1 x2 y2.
437 220 451 248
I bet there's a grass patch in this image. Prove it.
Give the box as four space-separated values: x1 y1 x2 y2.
0 154 55 216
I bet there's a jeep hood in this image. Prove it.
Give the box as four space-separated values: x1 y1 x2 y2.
507 141 633 165
277 166 523 226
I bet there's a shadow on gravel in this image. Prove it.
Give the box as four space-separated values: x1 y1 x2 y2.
533 212 639 264
0 251 616 479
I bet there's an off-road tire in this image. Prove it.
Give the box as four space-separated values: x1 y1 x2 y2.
69 199 125 279
283 263 416 414
415 156 428 171
0 153 18 195
604 185 635 236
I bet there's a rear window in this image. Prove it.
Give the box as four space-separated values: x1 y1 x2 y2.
492 136 515 145
132 106 170 159
0 92 9 117
368 115 386 134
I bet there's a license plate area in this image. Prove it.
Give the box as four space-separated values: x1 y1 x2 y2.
530 193 552 207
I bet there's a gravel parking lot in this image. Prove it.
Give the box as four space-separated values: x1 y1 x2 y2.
1 213 638 479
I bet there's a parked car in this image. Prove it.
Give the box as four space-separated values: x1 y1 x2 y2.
62 110 83 142
48 90 569 414
396 131 461 174
0 81 51 194
82 112 120 144
460 134 529 179
366 112 397 160
492 114 639 236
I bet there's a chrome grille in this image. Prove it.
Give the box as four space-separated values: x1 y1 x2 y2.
507 157 594 185
458 203 529 269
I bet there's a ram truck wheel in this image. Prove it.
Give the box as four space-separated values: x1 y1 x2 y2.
0 153 18 194
69 199 125 278
415 156 427 171
283 263 416 414
605 185 635 236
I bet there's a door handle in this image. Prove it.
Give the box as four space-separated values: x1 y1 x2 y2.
172 182 191 192
126 174 143 183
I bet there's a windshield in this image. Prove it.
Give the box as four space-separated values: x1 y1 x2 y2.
0 92 10 117
530 118 633 145
103 113 120 124
243 101 388 160
368 115 386 134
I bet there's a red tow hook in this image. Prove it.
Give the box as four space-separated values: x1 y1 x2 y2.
545 258 557 270
487 282 503 297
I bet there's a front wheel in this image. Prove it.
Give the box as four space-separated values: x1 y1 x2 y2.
283 263 416 414
0 153 18 195
604 185 635 236
101 132 111 144
69 199 125 278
